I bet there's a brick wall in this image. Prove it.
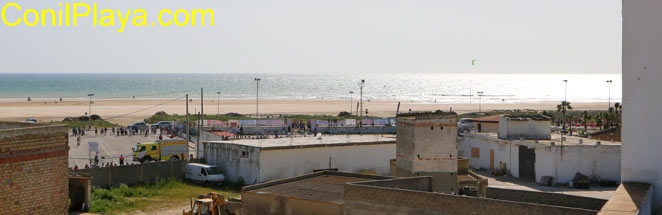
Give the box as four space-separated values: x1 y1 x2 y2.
486 187 608 210
344 178 599 215
0 123 69 214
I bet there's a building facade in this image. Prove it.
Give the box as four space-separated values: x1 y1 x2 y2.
394 111 458 193
204 135 395 184
0 122 69 214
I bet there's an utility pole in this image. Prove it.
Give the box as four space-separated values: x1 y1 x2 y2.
199 88 204 158
186 94 189 159
197 111 201 158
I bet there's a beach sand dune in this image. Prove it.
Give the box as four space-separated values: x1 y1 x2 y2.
0 99 610 125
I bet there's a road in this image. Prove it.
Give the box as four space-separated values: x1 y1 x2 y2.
67 131 195 168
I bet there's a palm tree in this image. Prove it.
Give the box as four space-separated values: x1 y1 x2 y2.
613 102 622 127
557 101 573 131
581 111 592 133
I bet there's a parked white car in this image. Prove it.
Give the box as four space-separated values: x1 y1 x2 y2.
184 163 225 185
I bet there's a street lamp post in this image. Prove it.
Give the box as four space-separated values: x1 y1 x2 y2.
358 80 365 118
216 91 221 116
606 80 613 109
562 80 568 146
349 91 354 116
358 80 365 133
254 78 261 118
479 91 484 112
87 93 94 116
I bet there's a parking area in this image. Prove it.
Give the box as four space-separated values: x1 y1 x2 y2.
67 132 195 168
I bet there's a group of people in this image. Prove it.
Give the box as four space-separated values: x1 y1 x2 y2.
70 154 130 170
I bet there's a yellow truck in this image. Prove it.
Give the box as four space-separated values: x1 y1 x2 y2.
133 139 187 163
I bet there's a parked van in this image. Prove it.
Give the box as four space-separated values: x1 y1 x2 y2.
185 163 225 185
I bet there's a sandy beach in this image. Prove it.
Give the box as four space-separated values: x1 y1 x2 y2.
0 98 611 125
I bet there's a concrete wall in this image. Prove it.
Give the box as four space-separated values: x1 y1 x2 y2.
475 122 498 133
205 142 262 184
460 133 620 183
535 145 621 184
72 160 190 187
343 178 599 215
499 116 551 140
622 0 662 212
0 123 69 214
313 126 396 134
259 144 395 183
487 187 607 210
241 192 343 215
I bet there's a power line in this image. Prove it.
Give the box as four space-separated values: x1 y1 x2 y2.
104 95 186 121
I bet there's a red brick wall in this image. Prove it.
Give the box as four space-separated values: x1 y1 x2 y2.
0 127 69 214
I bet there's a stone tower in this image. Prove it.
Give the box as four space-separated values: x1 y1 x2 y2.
395 111 458 193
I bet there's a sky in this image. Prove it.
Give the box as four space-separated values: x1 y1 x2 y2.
0 0 622 74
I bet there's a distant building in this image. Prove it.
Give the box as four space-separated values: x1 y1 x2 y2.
0 122 69 214
469 115 499 132
203 135 395 184
459 114 620 184
498 114 551 140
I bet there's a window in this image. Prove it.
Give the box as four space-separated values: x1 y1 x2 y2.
151 146 157 150
240 150 249 158
471 147 480 158
201 168 207 176
139 146 146 152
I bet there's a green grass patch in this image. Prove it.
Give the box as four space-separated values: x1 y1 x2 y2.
90 178 241 214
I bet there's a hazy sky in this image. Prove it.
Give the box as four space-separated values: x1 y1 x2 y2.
0 0 622 74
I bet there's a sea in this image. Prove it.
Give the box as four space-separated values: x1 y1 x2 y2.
0 73 621 104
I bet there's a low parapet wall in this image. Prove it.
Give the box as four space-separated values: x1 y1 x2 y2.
344 177 600 215
486 187 608 210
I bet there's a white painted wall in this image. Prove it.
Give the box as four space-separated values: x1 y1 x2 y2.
204 143 262 184
498 116 551 140
258 144 396 183
460 134 519 177
460 134 620 183
622 0 662 212
535 145 621 184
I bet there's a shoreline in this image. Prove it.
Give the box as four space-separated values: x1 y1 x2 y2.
0 99 614 125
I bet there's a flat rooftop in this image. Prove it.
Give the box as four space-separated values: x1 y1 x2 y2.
242 171 391 204
206 135 395 149
467 132 620 146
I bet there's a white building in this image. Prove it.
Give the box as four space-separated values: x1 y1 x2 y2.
498 114 551 140
203 135 395 184
622 0 662 212
459 132 620 184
